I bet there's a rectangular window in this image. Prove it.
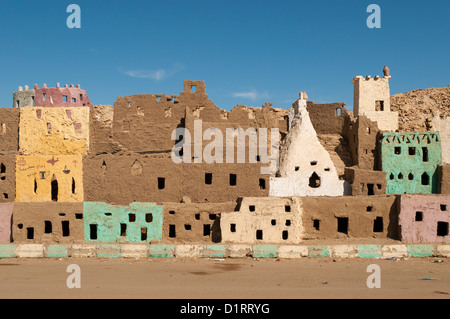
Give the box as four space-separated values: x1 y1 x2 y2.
337 217 348 234
256 230 263 240
62 221 70 237
169 225 176 238
44 221 52 234
230 224 236 233
230 174 237 186
203 224 211 236
205 173 212 185
158 177 165 190
422 147 429 162
63 95 68 103
90 224 98 240
120 223 127 237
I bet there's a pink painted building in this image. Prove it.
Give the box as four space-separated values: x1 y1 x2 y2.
13 83 93 110
0 203 14 243
34 83 93 109
399 194 450 243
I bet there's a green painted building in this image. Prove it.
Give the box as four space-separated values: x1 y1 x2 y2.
381 132 442 194
83 202 163 243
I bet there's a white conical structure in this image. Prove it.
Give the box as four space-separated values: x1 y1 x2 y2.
270 93 348 196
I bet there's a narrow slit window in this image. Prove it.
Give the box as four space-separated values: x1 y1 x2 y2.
158 177 165 190
259 178 266 190
44 221 52 234
169 225 176 238
203 224 211 236
62 221 70 237
90 224 98 240
141 228 147 241
422 147 429 162
205 173 212 185
230 174 237 186
120 224 127 237
72 178 76 194
313 219 320 231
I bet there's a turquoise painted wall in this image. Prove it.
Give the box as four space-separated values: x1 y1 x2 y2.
83 202 163 243
381 132 442 194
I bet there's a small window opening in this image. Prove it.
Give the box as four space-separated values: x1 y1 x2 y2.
51 177 58 202
441 205 447 212
259 178 266 190
394 147 401 155
184 224 191 231
3 193 8 199
209 214 216 220
408 173 414 181
285 220 291 226
203 224 211 236
1 163 5 180
389 173 394 180
437 222 449 237
409 147 416 156
295 166 300 172
422 147 429 162
34 179 37 193
62 221 70 237
169 210 176 215
271 219 277 226
373 217 383 233
43 93 47 100
367 184 375 196
72 98 76 103
169 225 176 238
120 224 127 237
75 213 83 220
191 85 197 93
309 172 321 188
18 224 23 229
285 205 291 212
230 174 237 186
282 230 289 240
63 95 68 103
337 217 349 234
398 173 403 180
313 219 320 231
310 161 317 166
249 205 256 212
336 108 341 117
421 173 430 186
141 228 147 241
27 228 34 240
230 224 236 233
415 211 423 222
205 173 212 185
195 213 200 220
129 214 136 222
72 178 76 194
256 230 263 240
375 100 384 111
366 206 373 212
146 214 153 223
158 177 165 190
90 224 98 240
44 221 52 234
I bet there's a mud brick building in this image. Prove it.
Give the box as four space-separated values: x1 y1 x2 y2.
0 67 449 245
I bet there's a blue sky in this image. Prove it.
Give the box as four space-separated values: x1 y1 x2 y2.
0 0 448 111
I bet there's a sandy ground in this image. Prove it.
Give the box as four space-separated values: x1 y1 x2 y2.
0 257 449 300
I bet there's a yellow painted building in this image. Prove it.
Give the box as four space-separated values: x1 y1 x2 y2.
15 155 83 202
19 107 90 155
